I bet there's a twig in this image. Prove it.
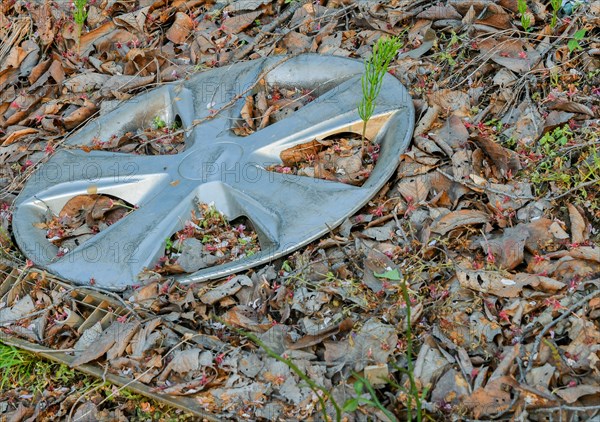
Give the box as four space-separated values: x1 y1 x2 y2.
233 2 303 61
67 379 105 422
435 168 535 200
193 53 301 126
522 287 600 381
549 178 600 200
532 404 600 412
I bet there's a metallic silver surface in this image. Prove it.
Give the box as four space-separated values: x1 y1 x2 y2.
13 54 414 290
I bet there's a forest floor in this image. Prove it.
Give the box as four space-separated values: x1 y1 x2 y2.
0 0 599 421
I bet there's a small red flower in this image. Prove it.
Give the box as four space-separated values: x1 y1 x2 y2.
498 310 511 323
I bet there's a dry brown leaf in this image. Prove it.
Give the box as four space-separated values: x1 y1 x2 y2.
429 89 470 117
479 38 541 74
79 21 117 54
200 275 253 305
522 218 557 252
474 8 512 29
106 321 141 361
64 73 110 93
286 318 354 350
241 96 255 129
396 173 431 203
132 281 159 305
29 1 54 46
0 127 37 146
280 140 323 166
512 274 565 293
414 136 446 156
222 11 262 35
457 270 525 297
59 195 99 219
48 60 66 85
221 305 271 332
63 101 98 130
71 321 136 367
113 6 151 33
282 31 312 54
27 58 51 85
544 110 575 130
555 385 600 404
568 203 588 244
413 105 440 136
101 74 155 94
472 135 521 176
1 39 38 72
166 12 194 44
479 226 529 270
466 375 513 418
431 210 489 235
547 101 594 117
417 5 462 20
430 114 469 149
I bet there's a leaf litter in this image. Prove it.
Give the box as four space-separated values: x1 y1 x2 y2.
154 202 261 275
0 0 600 421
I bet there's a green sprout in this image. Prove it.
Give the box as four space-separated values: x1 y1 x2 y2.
518 0 531 32
358 36 403 149
550 0 561 29
374 268 424 421
73 0 88 51
568 29 587 53
153 116 167 129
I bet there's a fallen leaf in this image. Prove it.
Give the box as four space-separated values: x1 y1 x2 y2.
472 135 521 176
280 140 323 166
567 204 588 244
71 321 138 367
555 385 600 404
457 270 526 297
431 210 490 235
200 275 253 305
479 38 541 74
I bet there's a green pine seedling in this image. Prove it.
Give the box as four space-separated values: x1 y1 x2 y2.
73 0 88 51
517 0 531 32
358 36 403 153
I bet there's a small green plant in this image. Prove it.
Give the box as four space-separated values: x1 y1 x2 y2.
171 119 182 130
281 260 293 272
358 36 403 148
153 116 167 129
165 237 173 252
527 125 573 193
343 375 397 421
231 325 343 421
232 322 401 421
550 0 561 29
374 268 424 422
0 342 77 393
549 70 561 87
73 0 88 51
568 29 587 53
518 0 531 32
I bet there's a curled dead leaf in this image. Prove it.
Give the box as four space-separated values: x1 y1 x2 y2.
431 210 489 235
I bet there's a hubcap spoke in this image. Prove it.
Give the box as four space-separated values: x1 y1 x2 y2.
47 180 198 289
